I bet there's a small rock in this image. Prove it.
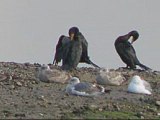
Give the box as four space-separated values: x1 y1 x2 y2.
156 101 160 106
39 113 44 116
9 76 12 80
16 82 22 86
37 95 48 102
90 104 98 109
98 108 103 111
24 83 28 87
116 105 120 111
15 113 25 117
139 96 145 101
113 104 121 111
157 113 160 116
137 112 143 118
2 110 11 117
32 81 36 84
39 95 44 100
10 85 15 89
147 107 157 112
88 104 98 111
0 74 7 82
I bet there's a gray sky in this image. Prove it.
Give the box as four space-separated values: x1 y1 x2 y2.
0 0 160 70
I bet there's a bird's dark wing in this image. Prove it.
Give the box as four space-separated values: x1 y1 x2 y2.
53 36 70 65
78 32 89 62
115 41 138 68
78 33 100 68
125 42 140 65
125 42 136 57
61 40 72 65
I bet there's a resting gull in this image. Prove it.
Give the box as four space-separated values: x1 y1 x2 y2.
96 68 126 86
65 77 105 97
37 64 71 84
127 75 152 95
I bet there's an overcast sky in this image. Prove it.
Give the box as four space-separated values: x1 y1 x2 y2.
0 0 160 70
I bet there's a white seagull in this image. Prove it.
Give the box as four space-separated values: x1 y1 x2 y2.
65 77 105 97
37 64 71 83
127 75 152 95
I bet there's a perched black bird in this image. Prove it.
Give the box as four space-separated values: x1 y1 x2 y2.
114 30 151 70
53 27 100 70
62 27 82 70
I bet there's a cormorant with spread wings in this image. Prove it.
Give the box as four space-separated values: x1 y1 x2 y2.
53 27 100 70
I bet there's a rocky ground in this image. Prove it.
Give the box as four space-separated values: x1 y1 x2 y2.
0 62 160 119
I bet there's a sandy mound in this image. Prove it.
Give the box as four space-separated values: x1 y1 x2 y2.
0 62 160 119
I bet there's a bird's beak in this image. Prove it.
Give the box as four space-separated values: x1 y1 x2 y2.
70 33 74 40
131 37 135 44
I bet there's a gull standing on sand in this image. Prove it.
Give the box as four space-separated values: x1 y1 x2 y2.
65 77 105 97
127 75 152 95
37 64 71 83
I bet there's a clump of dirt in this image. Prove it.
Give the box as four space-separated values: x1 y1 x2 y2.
0 62 159 119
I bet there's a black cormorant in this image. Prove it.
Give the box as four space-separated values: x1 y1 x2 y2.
62 27 82 70
53 27 100 70
114 30 151 70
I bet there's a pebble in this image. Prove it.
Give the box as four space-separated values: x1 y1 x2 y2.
10 85 15 89
37 95 45 101
148 107 157 112
156 101 160 106
15 113 25 117
39 113 44 116
32 81 36 84
137 112 144 118
139 96 145 101
90 104 98 109
16 82 22 86
98 108 103 111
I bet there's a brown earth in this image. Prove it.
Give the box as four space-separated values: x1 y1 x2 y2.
0 62 160 119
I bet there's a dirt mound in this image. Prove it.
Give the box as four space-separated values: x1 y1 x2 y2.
0 62 159 119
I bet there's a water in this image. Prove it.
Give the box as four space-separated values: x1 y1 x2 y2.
0 0 159 70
